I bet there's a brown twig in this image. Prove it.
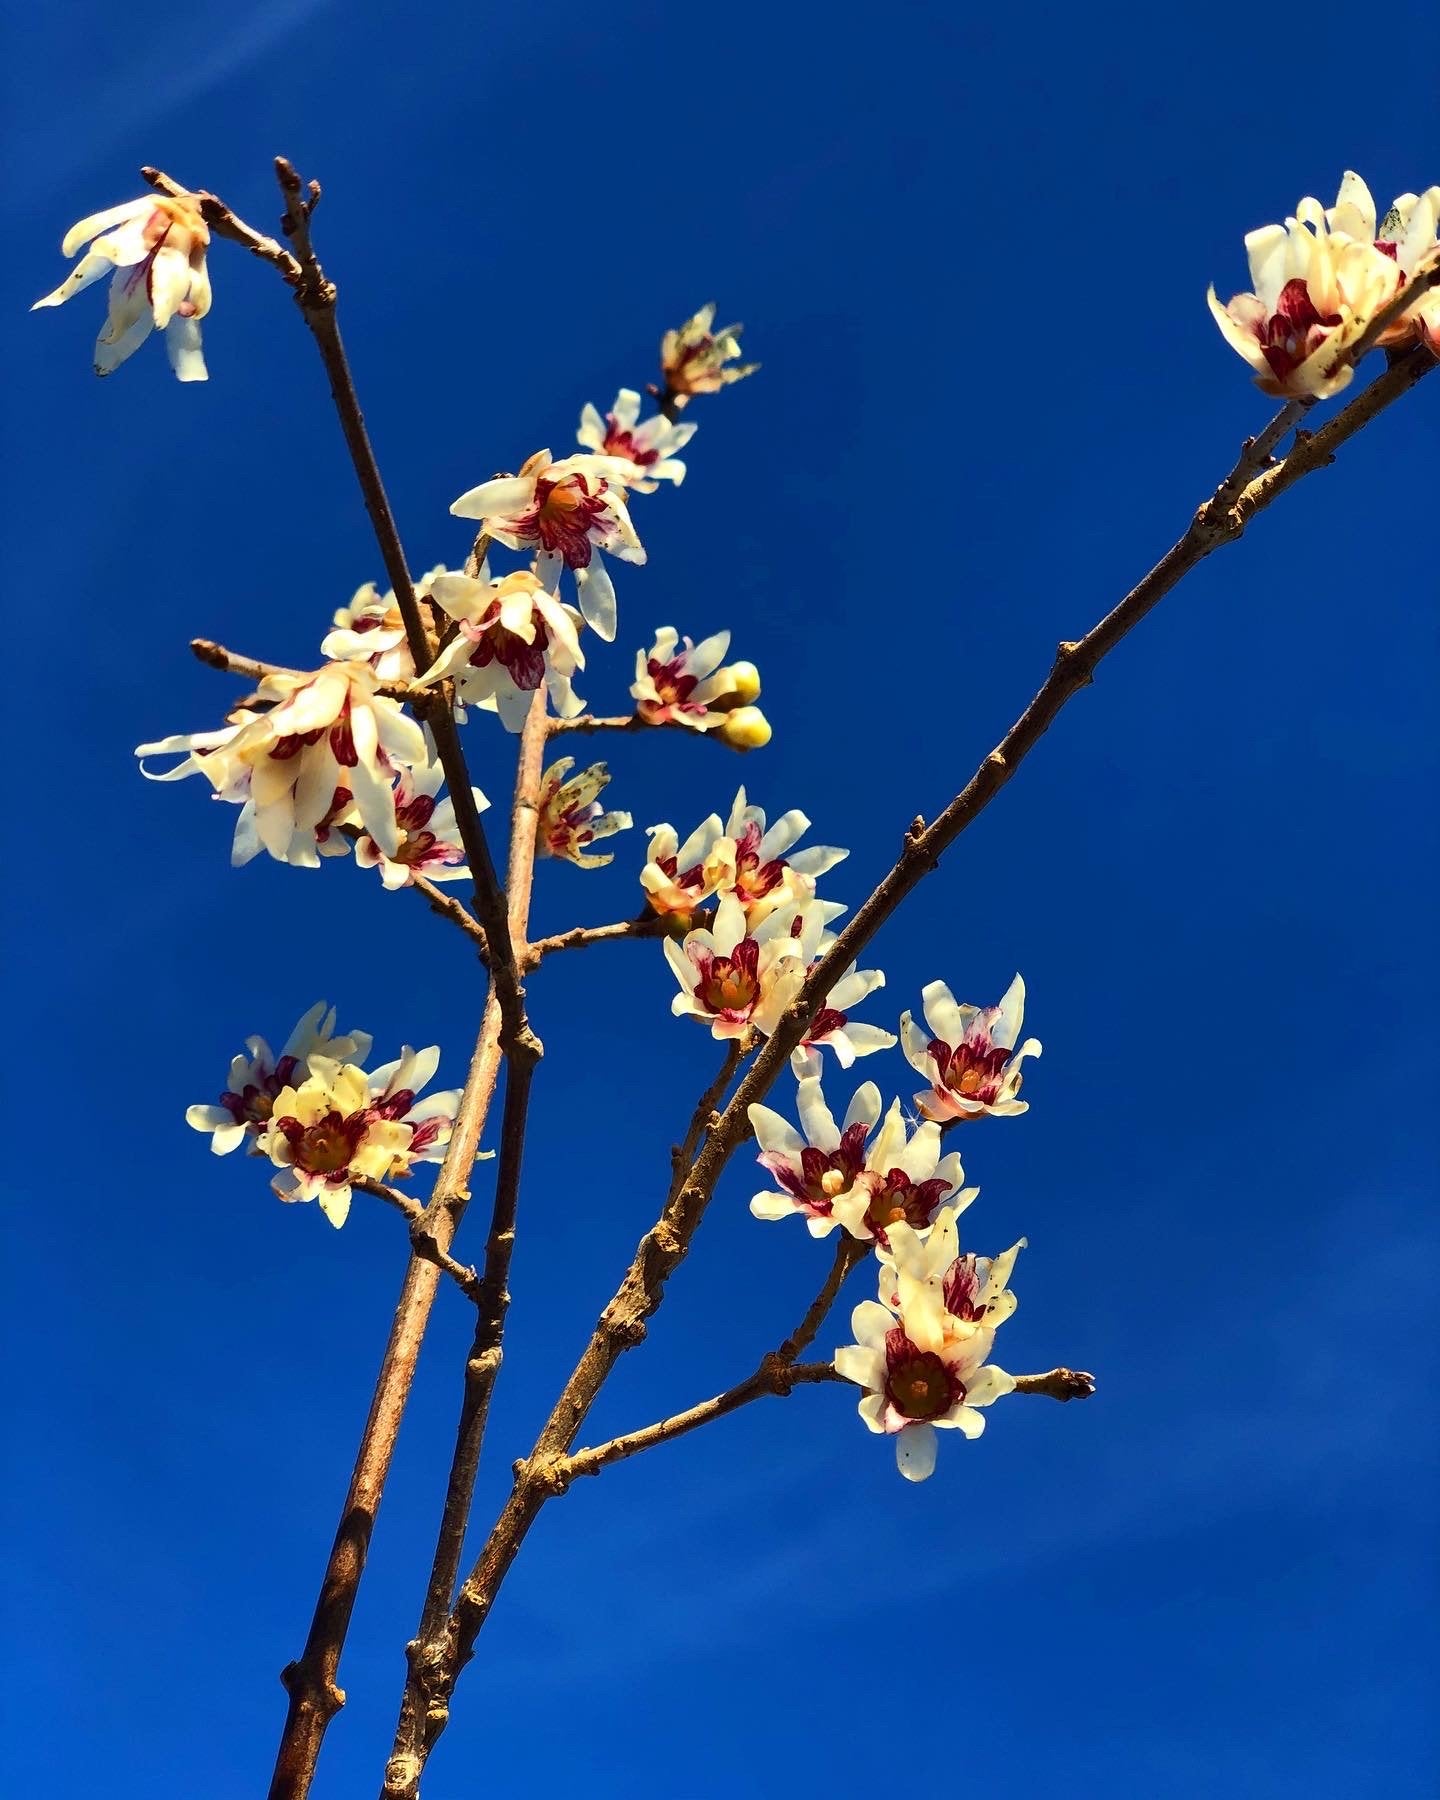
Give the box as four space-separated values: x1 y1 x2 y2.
545 713 744 749
1013 1368 1097 1401
351 1178 484 1302
148 160 530 1046
405 875 489 958
526 913 669 965
1340 258 1440 367
385 692 549 1781
383 344 1436 1794
189 637 422 705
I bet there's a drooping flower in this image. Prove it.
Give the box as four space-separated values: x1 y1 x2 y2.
748 1075 884 1236
259 1045 466 1228
660 303 759 406
321 567 448 682
417 565 585 728
631 627 761 732
136 662 428 867
834 1207 1022 1481
1207 188 1403 398
535 758 632 867
449 451 645 641
185 1002 373 1156
641 788 846 925
900 973 1041 1123
353 754 485 890
33 194 213 381
577 388 697 491
1328 172 1440 352
665 894 821 1040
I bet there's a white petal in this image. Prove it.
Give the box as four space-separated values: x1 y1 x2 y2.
896 1424 937 1481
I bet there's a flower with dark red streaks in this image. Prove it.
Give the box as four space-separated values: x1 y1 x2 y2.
353 754 485 891
33 192 212 380
135 661 427 869
419 565 586 728
449 450 645 642
641 788 845 925
535 758 632 868
321 566 449 682
834 1207 1022 1481
185 1002 373 1156
1207 181 1406 399
747 1075 884 1237
665 894 819 1041
900 973 1041 1123
631 627 763 733
1327 171 1440 353
660 303 759 405
577 388 696 491
260 1044 468 1228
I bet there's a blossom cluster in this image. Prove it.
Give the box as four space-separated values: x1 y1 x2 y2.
744 972 1043 1480
1210 170 1440 398
186 1003 467 1227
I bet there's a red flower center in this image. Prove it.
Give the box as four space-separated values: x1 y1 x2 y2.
1260 277 1342 382
695 940 761 1018
864 1169 951 1242
602 419 660 467
275 1108 367 1177
929 1036 1009 1105
883 1327 963 1421
514 474 609 568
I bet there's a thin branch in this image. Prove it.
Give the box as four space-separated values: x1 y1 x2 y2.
1342 260 1440 366
405 875 489 958
561 1362 841 1481
190 637 420 705
561 1361 1095 1483
386 344 1436 1794
777 1234 868 1363
351 1179 484 1302
386 692 549 1782
545 713 745 748
142 165 301 282
150 158 529 1046
526 912 668 965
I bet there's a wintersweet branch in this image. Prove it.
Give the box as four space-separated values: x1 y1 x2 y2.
562 1362 1095 1481
382 343 1435 1795
386 691 549 1779
526 913 668 965
1343 257 1440 365
546 713 745 748
351 1178 484 1302
562 1362 842 1480
142 164 301 282
190 637 422 706
147 159 529 1044
404 876 489 957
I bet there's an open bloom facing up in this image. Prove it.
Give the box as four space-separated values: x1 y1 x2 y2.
418 566 585 728
136 662 427 867
900 973 1041 1123
33 194 212 381
258 1045 465 1228
1328 172 1440 352
1207 181 1407 398
577 388 696 491
835 1207 1022 1481
321 568 447 682
641 787 846 924
354 755 484 890
665 894 821 1040
660 303 759 405
185 1002 372 1155
536 758 632 867
449 451 645 641
631 627 761 732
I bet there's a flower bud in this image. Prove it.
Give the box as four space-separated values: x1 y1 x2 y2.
717 706 772 751
698 661 762 716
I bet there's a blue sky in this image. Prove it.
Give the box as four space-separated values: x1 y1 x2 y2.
3 2 1437 1795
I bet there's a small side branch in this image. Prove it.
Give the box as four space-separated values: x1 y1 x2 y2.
546 713 746 749
1013 1367 1097 1402
526 913 668 965
352 1178 484 1303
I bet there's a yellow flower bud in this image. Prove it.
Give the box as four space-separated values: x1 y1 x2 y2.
720 660 761 705
716 706 772 751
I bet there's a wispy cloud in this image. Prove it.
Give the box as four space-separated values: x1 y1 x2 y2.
15 0 337 197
